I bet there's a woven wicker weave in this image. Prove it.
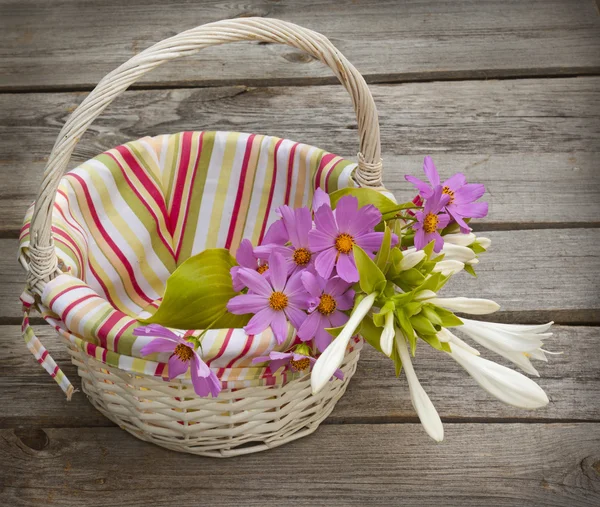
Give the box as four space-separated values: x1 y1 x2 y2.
23 17 386 456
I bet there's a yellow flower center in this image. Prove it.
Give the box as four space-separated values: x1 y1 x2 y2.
442 186 455 204
256 264 269 274
174 343 194 362
293 247 312 266
317 294 337 315
335 233 354 254
268 291 288 311
289 357 311 372
423 213 439 233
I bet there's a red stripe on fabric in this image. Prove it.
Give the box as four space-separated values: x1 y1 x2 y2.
325 157 343 193
107 150 175 258
155 362 166 376
225 134 256 250
113 319 136 352
96 312 124 349
40 350 49 362
225 335 254 368
174 131 204 262
55 189 89 239
258 138 284 243
52 227 85 269
51 365 59 377
206 329 234 367
86 260 119 311
68 173 154 305
168 131 192 237
102 348 107 363
283 142 299 205
315 153 336 191
48 284 90 308
62 294 97 321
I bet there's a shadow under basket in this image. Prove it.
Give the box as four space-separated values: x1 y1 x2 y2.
65 336 362 457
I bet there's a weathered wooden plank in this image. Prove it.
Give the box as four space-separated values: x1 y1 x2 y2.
1 0 599 91
1 325 598 429
1 424 598 506
3 229 599 321
1 78 599 234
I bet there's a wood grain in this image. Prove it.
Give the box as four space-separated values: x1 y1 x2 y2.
1 0 599 91
1 78 599 234
1 424 598 506
1 325 598 429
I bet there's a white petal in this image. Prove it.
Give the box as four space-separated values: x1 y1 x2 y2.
437 328 480 355
443 232 476 247
466 258 479 265
430 297 500 315
438 244 476 263
448 345 549 409
396 331 444 442
432 260 465 276
477 237 492 249
461 319 544 353
471 320 554 334
311 292 376 394
380 311 395 357
400 250 425 271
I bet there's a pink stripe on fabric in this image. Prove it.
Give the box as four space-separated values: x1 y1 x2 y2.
225 134 255 250
169 131 192 237
49 283 89 308
106 150 175 258
284 142 299 205
62 293 96 321
315 153 336 190
206 329 234 367
56 189 88 238
258 138 284 243
69 173 154 305
97 311 125 349
113 319 136 352
325 157 343 192
226 334 254 368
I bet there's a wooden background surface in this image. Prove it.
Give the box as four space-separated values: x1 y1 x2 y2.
1 1 599 505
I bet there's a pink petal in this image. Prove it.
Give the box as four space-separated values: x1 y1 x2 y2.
355 231 385 252
295 207 313 247
423 156 440 187
237 268 273 297
414 227 426 250
133 324 180 341
244 307 276 335
314 248 338 279
227 293 269 314
453 201 489 218
298 311 323 341
448 211 472 234
432 232 444 253
284 269 306 297
267 252 287 292
235 239 257 268
262 219 288 246
453 183 486 205
329 309 350 328
308 229 335 252
324 276 353 297
168 354 189 379
348 204 381 235
334 195 359 232
314 205 339 238
285 304 308 330
336 254 359 283
314 326 334 353
302 271 325 298
405 175 434 198
312 187 331 212
443 173 467 190
437 212 451 229
270 311 289 344
140 337 178 356
335 290 355 311
190 359 219 397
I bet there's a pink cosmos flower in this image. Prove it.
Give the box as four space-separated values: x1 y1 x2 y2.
252 349 344 380
227 252 311 344
297 271 355 352
405 156 488 233
312 187 332 212
231 239 269 291
308 195 397 283
255 206 316 276
134 324 221 398
413 186 451 252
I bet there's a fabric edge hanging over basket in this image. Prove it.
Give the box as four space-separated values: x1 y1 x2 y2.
19 18 388 457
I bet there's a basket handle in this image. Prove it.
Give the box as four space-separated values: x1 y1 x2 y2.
26 17 383 294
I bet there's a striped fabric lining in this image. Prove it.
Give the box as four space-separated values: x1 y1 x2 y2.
20 132 359 387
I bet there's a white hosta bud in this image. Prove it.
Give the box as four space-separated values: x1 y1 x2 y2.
432 260 465 277
400 250 425 271
443 232 476 247
380 311 395 357
429 297 500 315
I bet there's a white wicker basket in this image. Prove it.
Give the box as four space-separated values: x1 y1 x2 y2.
22 17 386 457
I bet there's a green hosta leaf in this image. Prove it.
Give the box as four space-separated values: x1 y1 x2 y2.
464 264 477 277
374 225 392 272
353 245 386 295
325 325 345 338
142 249 250 330
441 222 461 235
329 187 398 217
358 315 384 353
421 305 443 327
410 314 439 336
396 309 417 356
392 268 426 292
391 291 414 307
373 300 395 327
403 301 423 318
471 242 487 254
417 272 450 294
392 338 403 377
431 306 464 328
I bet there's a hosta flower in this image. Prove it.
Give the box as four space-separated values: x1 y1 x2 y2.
134 324 220 397
308 195 396 283
231 239 269 291
256 206 316 275
312 292 377 394
396 330 444 442
428 296 500 315
227 252 311 344
432 259 465 276
413 186 451 252
405 156 488 233
447 342 549 409
455 319 555 376
297 271 355 352
252 345 344 380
